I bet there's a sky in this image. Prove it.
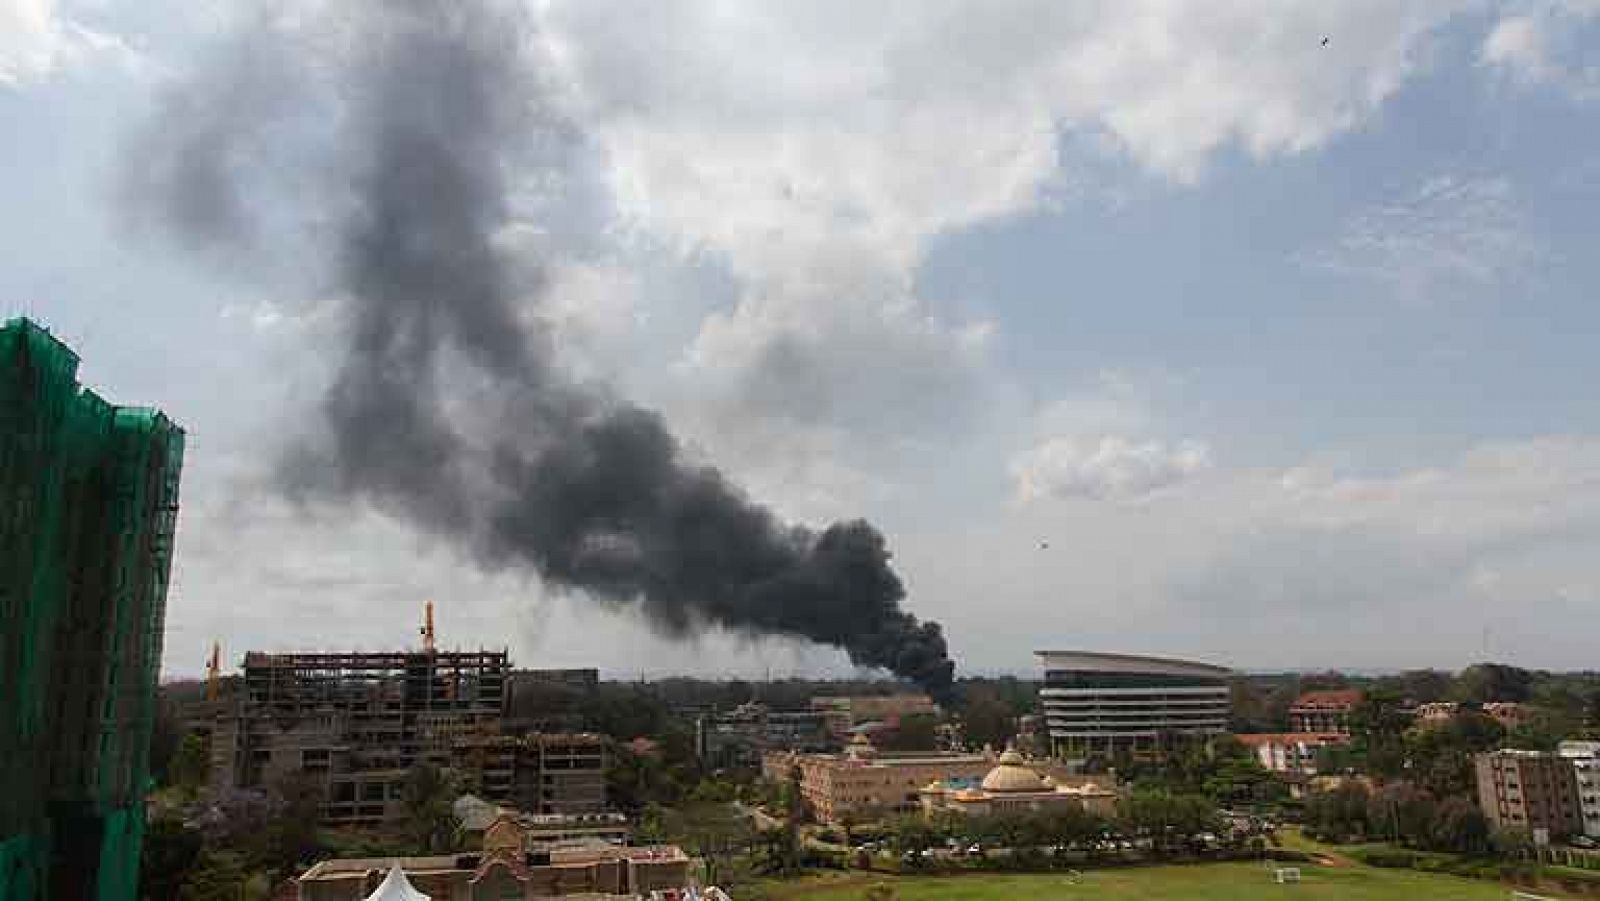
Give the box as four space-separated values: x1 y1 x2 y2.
6 0 1600 679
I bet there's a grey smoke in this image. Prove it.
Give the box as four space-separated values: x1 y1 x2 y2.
128 1 955 698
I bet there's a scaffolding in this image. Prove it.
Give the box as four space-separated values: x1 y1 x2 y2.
0 318 184 901
222 649 508 824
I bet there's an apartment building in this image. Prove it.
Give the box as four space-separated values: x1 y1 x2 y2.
1234 732 1349 775
1288 690 1362 735
1560 741 1600 838
450 732 609 816
1476 749 1583 839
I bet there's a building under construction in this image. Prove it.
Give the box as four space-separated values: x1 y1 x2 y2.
213 644 511 824
211 608 609 825
1 318 185 900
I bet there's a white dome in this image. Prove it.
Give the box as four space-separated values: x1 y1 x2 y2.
980 747 1047 794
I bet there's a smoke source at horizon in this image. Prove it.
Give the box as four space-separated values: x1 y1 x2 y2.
126 1 956 699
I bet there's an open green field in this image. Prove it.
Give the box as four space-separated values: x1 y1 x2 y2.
750 862 1573 900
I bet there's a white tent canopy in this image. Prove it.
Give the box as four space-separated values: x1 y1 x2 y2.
364 863 431 901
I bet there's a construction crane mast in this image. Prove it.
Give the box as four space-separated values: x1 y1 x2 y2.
205 641 221 702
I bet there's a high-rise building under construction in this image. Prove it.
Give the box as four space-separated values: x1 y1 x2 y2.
1 318 185 901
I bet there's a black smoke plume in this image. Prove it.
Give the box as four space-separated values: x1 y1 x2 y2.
128 1 955 699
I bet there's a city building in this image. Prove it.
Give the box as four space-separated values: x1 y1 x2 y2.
1233 733 1348 775
697 702 833 770
809 694 938 738
1484 702 1533 732
455 795 630 847
764 734 996 823
919 746 1119 819
297 838 691 900
1412 702 1461 728
1476 749 1583 839
212 646 509 825
1 318 185 900
1036 650 1232 764
1287 689 1363 734
450 732 609 815
1559 741 1600 839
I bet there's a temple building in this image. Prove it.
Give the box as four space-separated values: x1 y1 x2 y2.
919 746 1119 819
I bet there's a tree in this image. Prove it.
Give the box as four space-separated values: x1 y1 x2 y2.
187 788 274 849
1200 738 1276 807
1454 663 1533 704
1508 707 1578 752
956 684 1017 750
177 851 249 901
1038 805 1104 850
665 800 754 887
401 763 461 854
885 814 938 862
836 809 861 850
1118 790 1218 855
880 714 939 753
169 733 211 797
1429 796 1490 855
148 698 184 788
1491 825 1535 860
1350 688 1409 778
1373 669 1454 705
141 816 203 900
258 770 327 879
636 803 669 844
1406 711 1503 799
1367 781 1436 847
1303 781 1371 843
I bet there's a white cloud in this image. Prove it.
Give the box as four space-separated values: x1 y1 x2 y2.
1481 2 1600 99
925 435 1600 671
1012 435 1212 502
0 0 145 86
1484 15 1552 79
536 1 1472 446
1301 174 1537 300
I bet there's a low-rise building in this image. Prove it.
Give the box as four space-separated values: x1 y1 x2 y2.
1288 690 1362 735
919 747 1119 819
1483 702 1533 732
1560 741 1600 839
764 734 995 824
1234 733 1348 775
809 695 939 738
450 732 609 815
1412 702 1460 728
454 795 631 847
297 839 689 900
697 702 832 770
1476 749 1583 840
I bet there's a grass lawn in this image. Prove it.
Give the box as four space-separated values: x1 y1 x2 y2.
748 862 1572 900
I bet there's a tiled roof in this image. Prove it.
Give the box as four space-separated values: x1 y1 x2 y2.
1290 689 1363 709
1234 732 1349 746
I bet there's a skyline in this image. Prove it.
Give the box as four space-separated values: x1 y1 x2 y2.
7 1 1600 678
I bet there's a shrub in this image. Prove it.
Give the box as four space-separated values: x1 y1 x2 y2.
1358 848 1418 869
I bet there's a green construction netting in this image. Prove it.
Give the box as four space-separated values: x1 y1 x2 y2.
1 318 183 901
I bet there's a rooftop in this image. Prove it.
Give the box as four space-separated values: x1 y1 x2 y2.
1290 689 1363 709
1234 732 1349 746
1035 650 1232 677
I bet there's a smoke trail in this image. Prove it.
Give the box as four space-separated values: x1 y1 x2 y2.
129 1 955 698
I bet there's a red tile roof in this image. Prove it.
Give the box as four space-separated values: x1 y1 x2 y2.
1290 689 1363 710
1234 732 1349 746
